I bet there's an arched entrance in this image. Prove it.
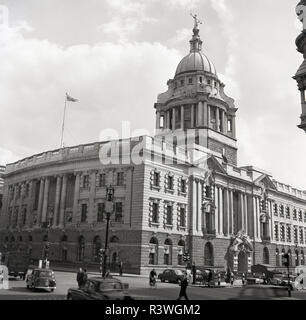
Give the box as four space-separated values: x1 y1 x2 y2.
92 236 102 262
149 237 158 265
263 247 269 264
238 251 248 274
77 236 85 261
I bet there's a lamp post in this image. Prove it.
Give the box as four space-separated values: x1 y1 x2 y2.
102 185 114 278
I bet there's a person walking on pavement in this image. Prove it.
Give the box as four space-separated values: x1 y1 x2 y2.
82 268 88 286
177 271 189 300
149 268 157 288
77 267 84 288
118 261 123 276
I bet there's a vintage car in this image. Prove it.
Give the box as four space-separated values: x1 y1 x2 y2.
67 277 133 300
158 269 185 284
26 268 56 292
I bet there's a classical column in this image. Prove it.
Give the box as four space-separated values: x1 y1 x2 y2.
230 190 234 234
88 171 96 224
156 111 161 130
269 200 274 240
53 175 62 227
181 106 184 130
172 108 175 130
197 180 202 232
232 115 236 137
167 110 170 129
223 112 227 134
41 177 50 224
17 183 24 227
216 107 220 131
37 178 45 225
240 193 244 232
244 194 248 234
27 180 35 227
59 174 68 228
191 104 195 128
219 187 224 235
203 101 208 127
73 173 81 223
192 178 197 233
256 197 261 239
214 185 219 234
226 189 230 236
208 105 211 128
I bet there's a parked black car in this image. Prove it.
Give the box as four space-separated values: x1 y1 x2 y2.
67 277 133 300
158 269 185 284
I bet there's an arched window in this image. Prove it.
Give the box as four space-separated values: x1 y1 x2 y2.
295 250 300 266
275 249 280 267
204 242 214 266
164 239 173 265
110 236 120 243
288 250 292 267
149 237 158 265
263 247 269 264
301 250 305 266
92 236 102 262
28 235 33 242
177 239 185 266
18 236 23 242
78 236 85 261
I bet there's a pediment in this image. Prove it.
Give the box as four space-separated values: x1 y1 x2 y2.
192 154 227 175
254 174 277 191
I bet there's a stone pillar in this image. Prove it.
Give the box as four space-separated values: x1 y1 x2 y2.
219 187 224 236
232 115 236 138
181 106 184 130
17 183 24 227
172 108 176 130
208 105 211 128
252 197 257 239
167 110 170 129
230 190 234 234
191 104 195 128
244 194 248 234
192 178 197 233
53 175 62 227
214 185 219 234
156 111 160 130
256 197 261 239
216 107 220 131
59 174 67 228
226 189 230 236
240 193 244 232
269 200 274 240
197 180 202 232
88 171 96 224
41 177 50 224
27 180 35 227
73 173 81 223
37 178 45 225
223 111 227 134
203 101 208 127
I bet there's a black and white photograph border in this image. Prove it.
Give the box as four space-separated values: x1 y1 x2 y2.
0 0 306 306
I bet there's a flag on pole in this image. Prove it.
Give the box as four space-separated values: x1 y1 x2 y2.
66 93 79 102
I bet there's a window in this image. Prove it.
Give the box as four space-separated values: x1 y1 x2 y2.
280 205 284 217
82 175 89 188
199 76 203 83
280 225 285 242
117 172 124 186
274 204 278 216
286 225 291 242
22 208 27 226
304 212 306 223
285 206 290 219
166 205 173 225
167 175 174 190
152 203 159 223
153 172 160 187
181 179 186 193
214 81 217 88
97 203 104 222
274 223 279 241
98 174 106 187
160 115 164 128
179 207 186 228
115 202 123 222
81 204 87 222
294 228 298 244
25 184 30 198
204 185 211 198
188 78 193 84
300 228 304 244
207 79 211 85
293 209 297 220
299 211 303 222
180 79 184 86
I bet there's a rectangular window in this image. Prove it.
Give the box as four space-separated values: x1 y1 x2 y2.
179 207 186 227
274 204 278 216
181 179 186 193
160 115 164 128
98 174 106 187
97 203 104 222
25 184 30 198
166 205 173 225
204 185 211 198
180 79 184 86
115 202 123 222
227 119 232 132
199 76 203 83
188 78 193 84
274 223 279 241
168 176 174 190
293 209 297 220
82 175 89 188
117 172 124 186
152 203 159 223
153 172 160 187
299 211 303 222
81 204 87 222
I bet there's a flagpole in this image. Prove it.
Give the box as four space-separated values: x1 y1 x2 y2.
60 96 67 148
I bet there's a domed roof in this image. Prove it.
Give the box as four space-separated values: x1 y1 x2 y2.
175 51 217 76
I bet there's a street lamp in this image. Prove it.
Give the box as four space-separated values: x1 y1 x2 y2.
102 185 115 278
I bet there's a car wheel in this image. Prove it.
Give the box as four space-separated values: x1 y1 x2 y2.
67 294 73 300
161 279 165 283
26 285 29 289
50 289 54 292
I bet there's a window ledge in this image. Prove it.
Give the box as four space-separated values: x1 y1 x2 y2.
149 222 159 228
179 191 187 196
166 188 174 193
165 224 173 228
151 186 161 191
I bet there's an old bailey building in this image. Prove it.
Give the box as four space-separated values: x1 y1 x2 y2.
1 20 306 275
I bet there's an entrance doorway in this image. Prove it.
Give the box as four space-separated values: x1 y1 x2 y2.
238 251 248 274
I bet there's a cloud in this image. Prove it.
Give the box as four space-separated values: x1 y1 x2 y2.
169 28 191 46
0 21 181 165
167 0 202 9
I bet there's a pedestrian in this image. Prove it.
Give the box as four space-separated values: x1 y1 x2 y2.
192 262 196 285
207 270 213 288
217 273 221 286
177 271 189 300
82 268 88 286
76 267 84 288
230 272 234 285
149 268 157 288
118 261 123 276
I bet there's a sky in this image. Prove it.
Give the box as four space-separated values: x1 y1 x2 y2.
0 0 305 189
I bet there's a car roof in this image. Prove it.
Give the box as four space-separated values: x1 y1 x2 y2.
88 277 121 282
33 268 54 272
